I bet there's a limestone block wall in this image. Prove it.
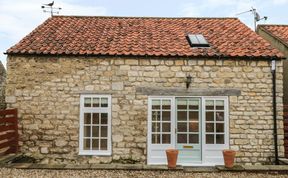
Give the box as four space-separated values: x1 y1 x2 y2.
5 55 284 165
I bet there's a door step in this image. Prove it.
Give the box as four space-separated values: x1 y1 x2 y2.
184 166 218 172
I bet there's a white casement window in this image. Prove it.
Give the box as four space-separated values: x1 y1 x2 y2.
79 95 111 155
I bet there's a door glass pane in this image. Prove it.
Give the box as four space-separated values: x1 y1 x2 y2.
206 123 214 132
152 111 160 121
206 134 214 144
177 111 187 121
177 134 187 143
100 139 108 150
84 113 91 124
84 98 91 107
152 100 160 109
152 134 160 144
216 134 225 144
101 113 108 124
162 100 171 109
162 123 170 132
84 126 91 137
189 134 199 144
177 122 187 132
92 139 99 150
83 139 90 150
189 111 198 121
189 122 198 132
152 122 160 132
92 126 99 137
206 112 214 121
205 100 214 110
216 123 224 132
189 100 199 110
101 98 108 107
162 111 170 121
100 126 108 137
216 112 224 121
216 100 224 110
162 134 170 144
92 113 99 124
177 99 187 109
92 98 99 107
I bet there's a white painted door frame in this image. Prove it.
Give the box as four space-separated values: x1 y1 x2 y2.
147 96 229 166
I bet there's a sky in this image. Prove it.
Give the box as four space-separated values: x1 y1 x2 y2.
1 0 288 67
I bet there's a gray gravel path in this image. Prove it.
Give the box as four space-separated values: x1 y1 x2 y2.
0 168 288 178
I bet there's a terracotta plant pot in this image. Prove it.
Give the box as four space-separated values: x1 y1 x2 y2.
222 149 236 168
166 149 179 169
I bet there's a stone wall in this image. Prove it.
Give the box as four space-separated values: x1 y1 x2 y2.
5 55 284 165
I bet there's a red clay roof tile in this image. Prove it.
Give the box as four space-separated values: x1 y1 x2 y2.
6 16 283 59
258 25 288 47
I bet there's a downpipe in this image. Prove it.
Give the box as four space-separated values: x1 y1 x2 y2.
271 59 279 165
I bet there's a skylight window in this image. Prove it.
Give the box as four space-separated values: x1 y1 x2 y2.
187 34 210 47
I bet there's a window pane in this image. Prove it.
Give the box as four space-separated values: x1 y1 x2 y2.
216 134 225 144
92 98 99 107
216 123 224 133
83 139 90 150
152 100 160 109
162 134 170 144
101 98 108 107
177 99 187 109
152 122 160 132
92 113 99 124
216 112 224 121
162 100 171 109
84 126 91 137
189 100 199 110
152 134 160 144
206 123 214 132
177 111 187 121
92 126 99 137
100 126 108 137
177 134 187 143
84 113 91 124
162 111 170 121
189 111 198 121
189 122 198 132
162 123 170 132
100 139 108 150
206 134 214 144
101 113 108 124
84 98 91 107
92 139 99 150
206 112 214 121
189 134 199 144
152 111 160 121
216 100 224 110
206 100 214 110
177 122 187 132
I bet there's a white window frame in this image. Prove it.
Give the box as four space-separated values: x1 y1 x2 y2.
79 94 112 155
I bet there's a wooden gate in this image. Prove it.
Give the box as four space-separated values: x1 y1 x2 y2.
0 109 19 155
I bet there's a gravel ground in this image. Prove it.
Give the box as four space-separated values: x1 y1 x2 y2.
0 168 288 178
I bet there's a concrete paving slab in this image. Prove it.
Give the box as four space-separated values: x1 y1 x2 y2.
29 164 66 169
184 166 218 172
242 165 269 171
216 165 244 171
90 164 117 170
266 165 288 171
64 164 91 169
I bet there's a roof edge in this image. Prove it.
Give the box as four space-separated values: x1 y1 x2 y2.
52 15 239 20
258 25 288 48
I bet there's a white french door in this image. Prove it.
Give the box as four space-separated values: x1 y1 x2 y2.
147 96 229 166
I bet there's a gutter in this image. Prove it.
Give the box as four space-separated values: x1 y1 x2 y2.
271 59 279 165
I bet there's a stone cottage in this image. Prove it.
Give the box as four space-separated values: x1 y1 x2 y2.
257 25 288 158
5 16 285 166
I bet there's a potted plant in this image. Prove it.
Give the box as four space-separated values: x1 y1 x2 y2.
166 149 179 169
222 149 236 168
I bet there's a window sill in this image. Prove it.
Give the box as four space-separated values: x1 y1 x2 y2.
78 151 112 156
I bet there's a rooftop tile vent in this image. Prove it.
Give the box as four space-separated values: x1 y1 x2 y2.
187 34 210 47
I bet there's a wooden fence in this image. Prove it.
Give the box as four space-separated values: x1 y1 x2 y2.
0 109 19 155
284 105 288 158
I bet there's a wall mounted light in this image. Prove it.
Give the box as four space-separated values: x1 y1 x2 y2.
186 74 192 89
